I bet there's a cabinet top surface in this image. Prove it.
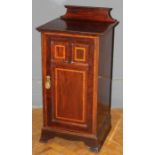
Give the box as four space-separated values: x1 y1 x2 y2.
37 5 118 35
37 18 117 35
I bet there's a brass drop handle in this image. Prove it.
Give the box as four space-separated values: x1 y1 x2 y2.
45 75 51 90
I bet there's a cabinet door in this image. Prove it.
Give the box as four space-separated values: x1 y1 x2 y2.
45 35 95 133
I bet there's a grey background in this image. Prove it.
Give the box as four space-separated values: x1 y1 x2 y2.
32 0 123 108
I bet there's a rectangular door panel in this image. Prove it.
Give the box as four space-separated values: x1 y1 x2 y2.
50 64 91 132
46 35 95 133
55 68 86 123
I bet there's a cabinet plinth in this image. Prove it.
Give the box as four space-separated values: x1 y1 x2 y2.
37 5 118 151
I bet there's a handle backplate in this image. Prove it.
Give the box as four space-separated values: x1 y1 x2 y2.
45 75 51 90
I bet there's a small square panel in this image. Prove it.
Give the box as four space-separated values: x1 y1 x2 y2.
72 43 88 63
55 45 65 59
75 47 86 62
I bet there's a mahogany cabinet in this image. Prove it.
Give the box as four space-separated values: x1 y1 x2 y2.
37 5 118 151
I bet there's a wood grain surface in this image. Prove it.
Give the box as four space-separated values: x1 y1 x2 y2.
32 108 123 155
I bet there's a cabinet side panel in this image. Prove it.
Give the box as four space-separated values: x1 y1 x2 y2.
97 29 114 133
41 33 52 127
41 33 48 127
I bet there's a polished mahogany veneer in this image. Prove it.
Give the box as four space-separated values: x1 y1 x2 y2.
37 5 118 151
